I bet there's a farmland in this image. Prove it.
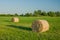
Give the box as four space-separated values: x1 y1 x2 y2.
0 16 60 40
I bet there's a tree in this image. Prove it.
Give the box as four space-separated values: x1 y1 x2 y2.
24 13 30 16
33 10 41 16
33 10 38 16
47 11 56 17
55 11 60 17
37 10 41 15
20 14 24 16
29 13 33 16
41 11 47 16
14 13 18 16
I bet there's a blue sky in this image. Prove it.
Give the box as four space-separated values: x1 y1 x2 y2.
0 0 60 14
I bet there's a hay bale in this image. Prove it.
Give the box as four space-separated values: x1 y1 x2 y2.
12 17 19 22
32 20 49 33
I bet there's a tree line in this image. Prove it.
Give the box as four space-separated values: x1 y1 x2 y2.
0 10 60 17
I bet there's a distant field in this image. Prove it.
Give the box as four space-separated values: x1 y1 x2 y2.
0 16 60 40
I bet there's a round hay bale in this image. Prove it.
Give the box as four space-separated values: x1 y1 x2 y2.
32 20 49 33
12 17 19 22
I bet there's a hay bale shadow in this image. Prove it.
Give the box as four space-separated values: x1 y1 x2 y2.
4 20 11 22
7 25 32 31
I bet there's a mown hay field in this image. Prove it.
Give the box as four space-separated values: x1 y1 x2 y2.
0 16 60 40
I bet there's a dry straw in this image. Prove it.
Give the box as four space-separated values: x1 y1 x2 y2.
32 20 49 33
12 17 19 22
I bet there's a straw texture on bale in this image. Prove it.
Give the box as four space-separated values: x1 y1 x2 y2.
12 17 19 22
32 20 49 33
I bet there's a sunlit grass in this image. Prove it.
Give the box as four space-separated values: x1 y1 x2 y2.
0 16 60 40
